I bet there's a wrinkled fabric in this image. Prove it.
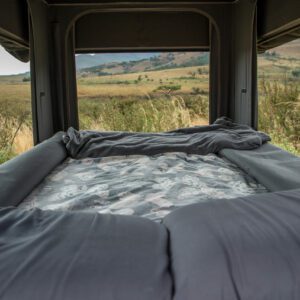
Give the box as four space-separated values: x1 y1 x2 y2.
220 143 300 192
0 208 172 300
0 132 67 207
20 153 267 221
164 188 300 300
63 117 270 159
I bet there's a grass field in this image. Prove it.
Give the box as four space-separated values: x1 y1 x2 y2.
257 45 300 155
0 44 299 164
77 65 210 132
0 82 32 163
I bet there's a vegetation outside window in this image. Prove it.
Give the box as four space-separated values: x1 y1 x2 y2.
75 52 210 132
258 39 300 155
0 45 32 164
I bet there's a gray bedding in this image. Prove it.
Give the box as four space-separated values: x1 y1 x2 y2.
163 188 300 300
0 207 172 300
220 143 300 192
1 120 300 300
64 117 270 159
0 132 66 207
19 119 271 221
20 153 267 221
2 189 300 300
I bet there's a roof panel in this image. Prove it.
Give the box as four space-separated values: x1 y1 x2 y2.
46 0 237 4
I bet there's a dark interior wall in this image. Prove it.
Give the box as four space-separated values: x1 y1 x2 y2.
76 11 210 51
208 4 232 123
0 0 29 61
258 0 300 37
0 0 28 43
28 0 55 143
47 0 237 3
257 0 300 51
28 0 78 143
232 0 258 127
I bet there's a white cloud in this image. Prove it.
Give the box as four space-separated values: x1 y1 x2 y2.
0 46 30 75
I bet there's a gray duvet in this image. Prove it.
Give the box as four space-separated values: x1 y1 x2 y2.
21 153 267 221
63 117 270 159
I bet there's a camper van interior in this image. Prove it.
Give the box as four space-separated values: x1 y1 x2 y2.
0 1 300 299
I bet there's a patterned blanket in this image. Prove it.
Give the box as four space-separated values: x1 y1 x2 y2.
20 153 268 221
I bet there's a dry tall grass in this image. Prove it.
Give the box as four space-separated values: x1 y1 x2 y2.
0 82 32 163
13 126 33 153
258 78 300 154
79 95 209 132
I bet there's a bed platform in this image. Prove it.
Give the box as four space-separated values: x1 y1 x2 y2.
0 120 300 300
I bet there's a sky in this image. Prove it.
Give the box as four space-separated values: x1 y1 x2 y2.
0 46 30 75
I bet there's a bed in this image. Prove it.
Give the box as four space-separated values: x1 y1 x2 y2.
11 117 299 222
1 118 300 300
13 117 273 221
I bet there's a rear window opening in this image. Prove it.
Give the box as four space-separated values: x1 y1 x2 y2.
258 39 300 155
75 51 210 132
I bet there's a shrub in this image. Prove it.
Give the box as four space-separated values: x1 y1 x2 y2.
191 87 201 95
292 69 300 78
155 85 181 93
184 95 209 118
22 77 30 82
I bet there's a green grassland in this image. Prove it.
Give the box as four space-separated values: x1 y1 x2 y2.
77 65 210 132
0 46 299 164
257 49 300 155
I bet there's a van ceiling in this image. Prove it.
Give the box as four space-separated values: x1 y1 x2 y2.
0 0 299 61
257 0 300 52
75 12 210 52
0 0 29 62
46 0 237 4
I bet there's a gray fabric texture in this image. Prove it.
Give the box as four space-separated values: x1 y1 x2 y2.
0 207 172 300
220 143 300 192
0 132 67 207
164 188 300 300
63 117 270 159
19 153 267 221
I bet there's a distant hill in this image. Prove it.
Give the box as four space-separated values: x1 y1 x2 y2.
77 39 300 75
75 53 160 70
79 52 210 76
0 72 30 83
268 39 300 59
1 39 299 82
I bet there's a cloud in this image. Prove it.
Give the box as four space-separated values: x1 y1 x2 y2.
0 46 30 75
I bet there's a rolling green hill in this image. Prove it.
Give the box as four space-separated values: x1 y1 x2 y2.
79 52 209 76
75 53 160 70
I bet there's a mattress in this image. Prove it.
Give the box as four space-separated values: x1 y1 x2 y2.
20 152 268 221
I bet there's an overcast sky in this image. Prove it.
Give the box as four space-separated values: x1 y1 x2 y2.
0 46 30 75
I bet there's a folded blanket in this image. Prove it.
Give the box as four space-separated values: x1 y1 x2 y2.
63 117 270 159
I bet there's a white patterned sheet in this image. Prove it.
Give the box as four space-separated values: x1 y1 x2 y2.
20 153 268 221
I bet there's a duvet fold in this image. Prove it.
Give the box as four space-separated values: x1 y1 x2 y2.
63 117 270 158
